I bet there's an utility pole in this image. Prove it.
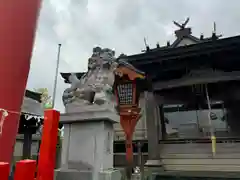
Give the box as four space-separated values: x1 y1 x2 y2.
52 44 62 108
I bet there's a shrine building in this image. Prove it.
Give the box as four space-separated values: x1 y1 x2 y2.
116 18 240 171
61 18 240 173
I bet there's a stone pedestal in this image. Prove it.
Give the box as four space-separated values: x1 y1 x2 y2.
55 108 120 180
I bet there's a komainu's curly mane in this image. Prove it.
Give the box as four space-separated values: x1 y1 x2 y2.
62 47 117 112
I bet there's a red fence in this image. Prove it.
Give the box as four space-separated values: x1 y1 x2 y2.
0 162 10 180
0 109 60 180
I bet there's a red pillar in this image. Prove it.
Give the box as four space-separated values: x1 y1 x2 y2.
0 162 10 180
14 160 36 180
0 0 42 163
37 110 60 180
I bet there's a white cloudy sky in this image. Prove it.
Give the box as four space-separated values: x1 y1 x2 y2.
26 0 240 112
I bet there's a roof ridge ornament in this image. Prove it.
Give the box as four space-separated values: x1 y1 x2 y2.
173 17 190 30
173 18 192 39
143 37 150 52
212 22 223 40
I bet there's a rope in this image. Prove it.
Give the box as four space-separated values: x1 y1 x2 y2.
0 108 43 136
0 108 9 135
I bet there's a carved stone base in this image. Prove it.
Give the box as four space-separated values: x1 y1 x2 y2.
60 107 119 124
65 103 115 114
59 109 119 180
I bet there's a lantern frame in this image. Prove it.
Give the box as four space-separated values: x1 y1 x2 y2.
115 80 138 108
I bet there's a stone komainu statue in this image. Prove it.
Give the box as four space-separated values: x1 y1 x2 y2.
62 47 118 112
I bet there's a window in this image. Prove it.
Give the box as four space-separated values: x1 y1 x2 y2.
162 104 231 139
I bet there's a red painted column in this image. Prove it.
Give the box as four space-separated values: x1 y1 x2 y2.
37 110 60 180
0 162 10 180
14 160 36 180
0 0 42 163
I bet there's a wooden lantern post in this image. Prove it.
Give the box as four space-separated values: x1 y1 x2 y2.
116 83 141 163
114 65 146 178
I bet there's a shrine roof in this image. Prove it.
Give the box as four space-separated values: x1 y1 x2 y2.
116 58 145 75
126 19 238 66
60 19 240 86
126 35 240 66
25 89 42 103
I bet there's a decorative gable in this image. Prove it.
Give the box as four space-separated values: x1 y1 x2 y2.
176 37 197 47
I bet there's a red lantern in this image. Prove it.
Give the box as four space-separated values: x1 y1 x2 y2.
114 65 146 177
